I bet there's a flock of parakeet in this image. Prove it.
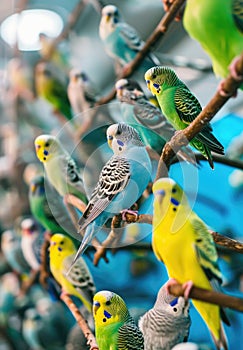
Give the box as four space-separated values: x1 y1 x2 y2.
0 0 243 349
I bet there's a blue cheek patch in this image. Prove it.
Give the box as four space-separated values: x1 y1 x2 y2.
44 150 49 156
58 247 62 252
153 83 160 89
171 197 180 206
104 310 112 319
117 140 124 146
170 298 178 307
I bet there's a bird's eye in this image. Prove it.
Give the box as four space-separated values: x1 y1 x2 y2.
45 142 49 147
173 307 177 312
108 135 113 140
106 300 111 306
172 188 176 193
60 241 64 245
152 74 157 79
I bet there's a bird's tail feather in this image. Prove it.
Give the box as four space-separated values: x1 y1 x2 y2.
211 323 228 350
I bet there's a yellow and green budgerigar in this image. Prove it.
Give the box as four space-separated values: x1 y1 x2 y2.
34 134 88 205
144 66 224 169
152 178 230 350
49 234 96 312
93 290 144 350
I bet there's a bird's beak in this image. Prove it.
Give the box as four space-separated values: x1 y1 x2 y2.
106 14 111 22
93 301 100 315
116 88 123 99
154 189 165 205
30 184 37 193
107 136 113 148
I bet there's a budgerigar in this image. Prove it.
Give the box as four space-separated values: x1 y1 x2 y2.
1 230 31 277
34 134 87 204
67 68 99 116
139 280 191 350
35 61 73 121
20 218 43 272
115 78 197 165
183 0 243 94
99 5 159 73
39 33 70 72
29 175 78 236
152 178 230 349
145 66 224 169
74 123 152 262
93 290 144 350
49 234 96 312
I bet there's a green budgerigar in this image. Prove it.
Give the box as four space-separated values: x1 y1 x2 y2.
145 66 224 169
183 0 243 94
93 290 144 350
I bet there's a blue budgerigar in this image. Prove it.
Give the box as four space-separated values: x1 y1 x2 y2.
70 123 152 266
99 5 159 73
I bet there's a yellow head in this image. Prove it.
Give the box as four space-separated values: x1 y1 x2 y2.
153 177 189 232
93 290 129 327
49 233 76 258
34 134 61 163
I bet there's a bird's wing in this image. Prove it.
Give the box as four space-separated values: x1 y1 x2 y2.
174 86 202 125
192 214 231 325
232 0 243 33
175 87 224 153
78 156 130 229
133 97 175 135
119 23 144 52
63 255 95 304
64 156 87 197
118 322 144 349
191 215 222 285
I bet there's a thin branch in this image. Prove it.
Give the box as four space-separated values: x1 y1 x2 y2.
95 0 186 105
210 231 243 254
172 153 243 170
156 52 243 180
41 0 88 60
168 282 243 312
60 293 99 350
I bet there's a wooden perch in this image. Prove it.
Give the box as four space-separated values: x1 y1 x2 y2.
168 282 243 313
96 0 186 105
60 293 99 350
156 52 243 180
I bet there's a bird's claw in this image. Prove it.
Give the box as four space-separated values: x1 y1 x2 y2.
121 209 139 222
229 56 243 82
182 280 193 300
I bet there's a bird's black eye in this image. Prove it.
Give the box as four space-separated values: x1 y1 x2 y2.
60 241 64 245
173 307 177 312
45 142 49 147
152 74 156 79
172 188 176 193
106 300 111 306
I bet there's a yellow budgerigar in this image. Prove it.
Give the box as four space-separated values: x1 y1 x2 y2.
152 178 230 350
49 234 96 312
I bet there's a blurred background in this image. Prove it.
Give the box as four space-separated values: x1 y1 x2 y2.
0 0 243 349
